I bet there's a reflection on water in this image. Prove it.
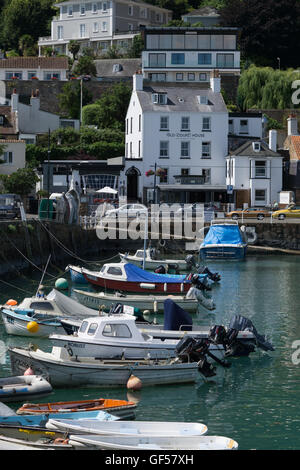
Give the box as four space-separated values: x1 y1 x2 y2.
0 254 300 449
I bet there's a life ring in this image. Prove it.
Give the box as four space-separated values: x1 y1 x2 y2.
159 239 166 247
64 345 73 357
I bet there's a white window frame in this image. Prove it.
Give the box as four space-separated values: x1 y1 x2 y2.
93 22 99 33
80 23 86 38
102 2 107 12
159 141 169 158
160 116 169 131
67 5 73 16
181 141 190 159
202 117 211 132
181 116 190 131
202 141 211 159
92 3 97 13
128 5 133 16
80 3 86 15
102 21 107 31
57 25 63 39
2 151 13 164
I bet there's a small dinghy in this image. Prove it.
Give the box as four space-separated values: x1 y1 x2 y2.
1 307 65 338
0 375 52 403
0 426 74 450
46 418 208 437
68 434 238 450
17 397 136 419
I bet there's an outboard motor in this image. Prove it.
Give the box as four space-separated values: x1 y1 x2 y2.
167 263 180 275
198 266 221 283
191 273 212 291
185 255 197 269
154 265 166 274
226 315 275 356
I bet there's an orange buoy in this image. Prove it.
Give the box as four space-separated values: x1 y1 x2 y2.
24 367 34 376
127 374 142 391
5 299 18 306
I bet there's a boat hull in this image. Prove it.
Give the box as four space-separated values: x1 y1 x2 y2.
0 375 52 403
1 310 64 338
83 272 191 294
73 289 198 313
200 245 247 260
9 347 199 388
67 265 89 284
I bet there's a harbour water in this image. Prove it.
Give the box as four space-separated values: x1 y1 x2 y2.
0 254 300 450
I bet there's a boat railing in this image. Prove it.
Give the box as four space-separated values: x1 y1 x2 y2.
210 219 239 226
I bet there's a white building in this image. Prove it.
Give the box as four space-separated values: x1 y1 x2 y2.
142 26 240 85
38 0 172 57
226 133 283 208
122 71 229 204
0 57 68 81
0 139 26 175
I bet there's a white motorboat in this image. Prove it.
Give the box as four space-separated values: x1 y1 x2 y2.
46 418 208 437
8 346 203 388
0 375 52 403
49 312 224 361
73 286 215 313
1 289 100 319
119 248 188 271
1 307 65 338
68 434 239 450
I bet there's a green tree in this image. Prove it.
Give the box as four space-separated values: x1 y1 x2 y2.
0 0 55 51
58 81 93 119
82 82 131 130
0 167 39 196
68 40 80 60
73 55 97 76
126 34 144 58
18 34 35 56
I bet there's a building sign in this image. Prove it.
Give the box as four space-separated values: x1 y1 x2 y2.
166 132 205 139
227 185 233 194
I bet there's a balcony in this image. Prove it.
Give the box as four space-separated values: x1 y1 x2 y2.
174 175 211 185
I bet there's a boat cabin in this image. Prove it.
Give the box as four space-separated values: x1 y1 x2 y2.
76 315 151 343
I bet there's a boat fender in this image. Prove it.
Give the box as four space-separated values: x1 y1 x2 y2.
164 283 167 292
159 239 166 247
139 283 156 290
24 367 34 376
127 374 142 391
64 345 73 357
180 283 184 293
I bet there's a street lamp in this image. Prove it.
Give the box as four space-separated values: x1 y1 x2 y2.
277 57 280 70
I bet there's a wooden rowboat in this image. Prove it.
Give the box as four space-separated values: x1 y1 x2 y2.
17 397 136 419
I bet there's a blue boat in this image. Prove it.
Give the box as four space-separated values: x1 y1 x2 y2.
66 265 88 284
199 221 247 260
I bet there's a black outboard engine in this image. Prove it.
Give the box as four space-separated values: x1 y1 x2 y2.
191 273 212 291
185 255 197 269
175 337 217 377
198 266 221 283
154 265 166 274
226 315 275 356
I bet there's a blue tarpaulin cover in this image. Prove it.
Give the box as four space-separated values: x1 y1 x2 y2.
163 299 193 331
123 263 188 283
202 225 245 246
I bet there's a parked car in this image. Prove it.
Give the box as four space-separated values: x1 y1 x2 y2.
271 204 300 220
226 207 271 220
0 194 22 219
105 203 148 218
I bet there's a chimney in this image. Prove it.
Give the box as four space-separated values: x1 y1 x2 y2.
133 71 143 92
210 69 221 93
30 89 40 112
269 129 277 152
287 114 298 136
11 88 19 112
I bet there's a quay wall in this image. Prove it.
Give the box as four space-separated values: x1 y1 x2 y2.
0 220 299 279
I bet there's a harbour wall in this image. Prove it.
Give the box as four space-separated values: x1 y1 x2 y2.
0 219 299 279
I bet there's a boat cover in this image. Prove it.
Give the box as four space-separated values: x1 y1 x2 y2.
123 263 188 284
163 299 193 331
202 225 245 246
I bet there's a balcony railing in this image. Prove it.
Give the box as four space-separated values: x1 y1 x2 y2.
174 175 211 185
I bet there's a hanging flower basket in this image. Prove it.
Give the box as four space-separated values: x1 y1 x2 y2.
145 170 155 177
155 168 165 176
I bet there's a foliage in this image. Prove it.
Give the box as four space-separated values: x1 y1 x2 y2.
220 0 300 68
237 65 300 111
68 40 80 60
0 167 39 196
82 82 131 131
73 55 97 76
58 81 93 119
18 34 35 56
125 34 144 58
102 44 122 59
0 0 55 51
264 115 283 131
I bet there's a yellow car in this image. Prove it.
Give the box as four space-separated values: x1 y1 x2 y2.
272 204 300 220
226 207 271 220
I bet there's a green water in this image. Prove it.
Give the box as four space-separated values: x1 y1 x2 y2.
0 254 300 450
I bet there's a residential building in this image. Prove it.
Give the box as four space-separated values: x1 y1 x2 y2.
283 114 300 202
122 71 229 204
226 134 283 208
0 139 26 175
181 6 221 27
38 0 172 57
0 89 79 144
0 57 69 81
142 26 240 85
228 112 263 152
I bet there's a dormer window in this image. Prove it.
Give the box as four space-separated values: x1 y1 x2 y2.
152 93 167 105
253 142 261 152
198 96 208 105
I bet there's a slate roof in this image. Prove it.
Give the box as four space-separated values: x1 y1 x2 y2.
229 140 281 157
136 85 227 113
94 58 142 78
182 7 220 18
0 57 69 69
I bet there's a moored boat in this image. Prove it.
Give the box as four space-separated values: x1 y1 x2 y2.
119 248 188 271
46 418 208 437
66 264 89 284
200 221 247 260
17 397 136 419
1 307 65 338
68 434 239 450
0 375 52 403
